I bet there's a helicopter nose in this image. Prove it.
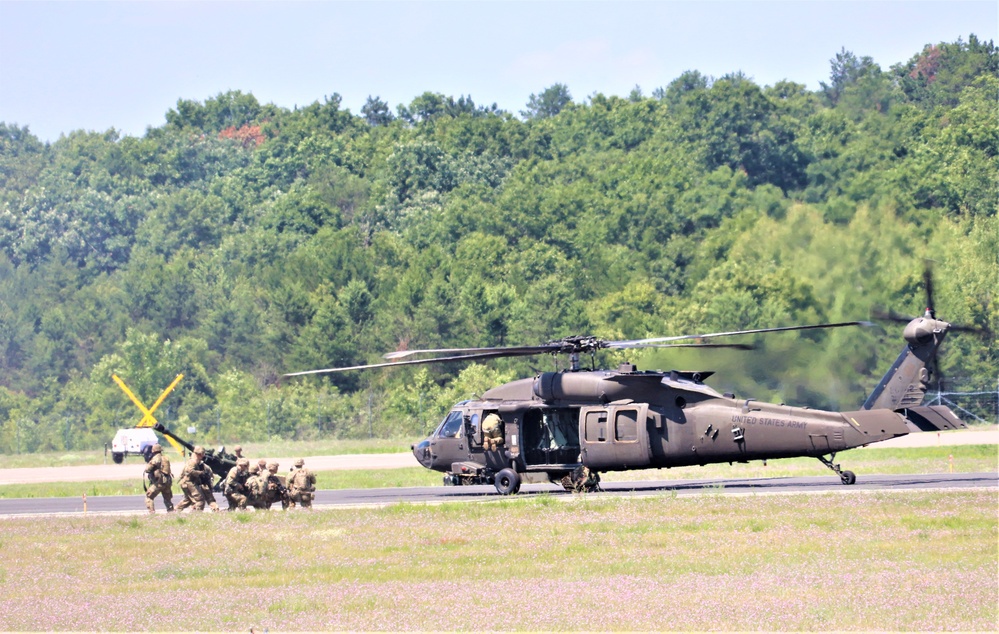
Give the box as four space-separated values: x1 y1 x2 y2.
412 439 432 468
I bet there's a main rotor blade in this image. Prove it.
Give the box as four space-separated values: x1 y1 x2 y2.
384 344 556 360
621 342 756 351
283 349 546 377
606 321 872 348
871 306 916 323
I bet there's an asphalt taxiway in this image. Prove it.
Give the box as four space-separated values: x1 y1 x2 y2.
0 471 994 517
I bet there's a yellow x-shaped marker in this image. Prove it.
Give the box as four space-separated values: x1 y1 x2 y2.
112 373 185 455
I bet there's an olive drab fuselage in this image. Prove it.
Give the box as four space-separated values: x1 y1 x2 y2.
412 314 967 493
414 367 908 482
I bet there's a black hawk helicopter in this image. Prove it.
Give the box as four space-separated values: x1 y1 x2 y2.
286 277 980 495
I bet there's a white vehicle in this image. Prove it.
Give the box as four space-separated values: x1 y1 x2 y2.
110 428 159 464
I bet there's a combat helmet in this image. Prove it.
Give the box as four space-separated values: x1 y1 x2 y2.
294 458 304 468
151 443 162 454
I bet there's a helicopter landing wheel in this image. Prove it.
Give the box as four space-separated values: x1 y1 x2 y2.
818 454 856 485
494 468 521 495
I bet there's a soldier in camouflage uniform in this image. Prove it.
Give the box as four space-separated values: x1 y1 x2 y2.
233 445 244 459
482 413 504 451
224 458 250 511
245 463 268 510
175 446 220 512
287 458 317 509
560 465 602 493
263 461 289 510
143 443 174 514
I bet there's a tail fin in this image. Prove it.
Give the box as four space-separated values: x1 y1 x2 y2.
862 316 949 411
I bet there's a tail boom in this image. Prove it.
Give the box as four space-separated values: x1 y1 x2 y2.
863 317 950 411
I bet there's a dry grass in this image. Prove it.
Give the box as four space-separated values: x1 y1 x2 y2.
0 489 995 631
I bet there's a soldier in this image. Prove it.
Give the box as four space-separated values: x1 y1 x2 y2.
224 458 250 511
175 446 220 512
245 463 267 510
143 443 174 513
482 413 504 451
287 458 316 509
233 445 244 459
263 461 288 510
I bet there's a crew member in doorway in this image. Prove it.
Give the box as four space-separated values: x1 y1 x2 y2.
482 413 504 451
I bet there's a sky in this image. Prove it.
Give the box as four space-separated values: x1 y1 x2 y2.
1 1 996 142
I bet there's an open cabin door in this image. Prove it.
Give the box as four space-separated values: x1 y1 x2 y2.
579 404 651 470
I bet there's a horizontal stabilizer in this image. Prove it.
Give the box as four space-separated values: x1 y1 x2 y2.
899 405 967 432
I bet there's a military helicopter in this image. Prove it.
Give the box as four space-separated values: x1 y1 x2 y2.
285 275 981 495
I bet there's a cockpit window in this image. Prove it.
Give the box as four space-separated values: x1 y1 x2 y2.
437 411 464 439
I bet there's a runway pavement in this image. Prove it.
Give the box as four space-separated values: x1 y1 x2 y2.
0 428 994 486
0 471 995 517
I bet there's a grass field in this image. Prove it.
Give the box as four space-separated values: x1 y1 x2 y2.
0 489 994 631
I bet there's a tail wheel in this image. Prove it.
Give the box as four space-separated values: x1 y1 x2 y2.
494 468 521 495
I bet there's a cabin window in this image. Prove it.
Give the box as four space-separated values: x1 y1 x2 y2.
584 411 608 442
437 411 464 439
615 409 639 442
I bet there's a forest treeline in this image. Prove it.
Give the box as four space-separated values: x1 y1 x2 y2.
0 36 996 452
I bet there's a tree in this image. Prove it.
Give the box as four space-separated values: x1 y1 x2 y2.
893 35 998 109
659 70 711 105
385 141 457 203
820 48 881 107
362 96 395 126
165 90 267 134
0 123 47 196
521 83 572 119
